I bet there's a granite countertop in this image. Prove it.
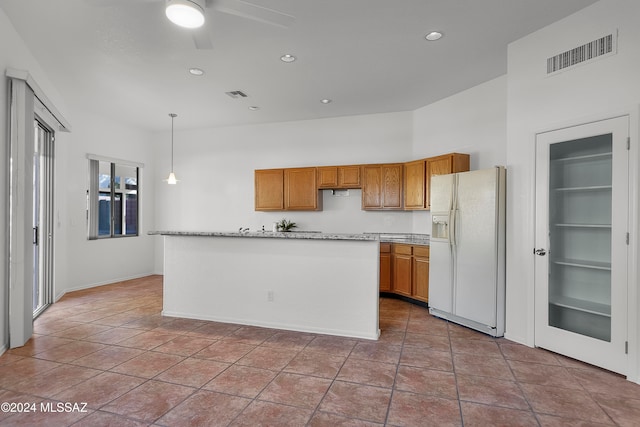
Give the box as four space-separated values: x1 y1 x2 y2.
149 230 378 241
365 233 430 246
149 231 429 244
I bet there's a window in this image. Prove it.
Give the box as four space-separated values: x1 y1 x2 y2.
88 158 140 239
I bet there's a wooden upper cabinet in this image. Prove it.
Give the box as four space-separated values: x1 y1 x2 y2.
338 166 361 188
284 167 322 210
425 153 470 210
317 165 361 189
361 165 382 208
362 164 403 210
404 160 427 210
317 167 339 188
255 169 284 211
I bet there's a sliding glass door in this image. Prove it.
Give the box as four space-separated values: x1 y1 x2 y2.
33 119 54 318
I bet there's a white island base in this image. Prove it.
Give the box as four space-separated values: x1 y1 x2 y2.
161 233 380 340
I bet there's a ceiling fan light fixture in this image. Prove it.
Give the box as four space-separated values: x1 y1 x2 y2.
280 54 296 63
425 31 443 41
166 0 205 29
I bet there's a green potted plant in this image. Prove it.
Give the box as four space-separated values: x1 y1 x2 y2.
276 218 297 232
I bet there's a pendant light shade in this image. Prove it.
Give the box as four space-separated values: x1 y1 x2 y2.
166 113 179 185
165 0 205 29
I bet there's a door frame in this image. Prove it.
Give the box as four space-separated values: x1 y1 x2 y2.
6 70 70 349
533 115 631 376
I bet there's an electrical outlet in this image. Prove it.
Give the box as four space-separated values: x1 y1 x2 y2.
267 290 274 302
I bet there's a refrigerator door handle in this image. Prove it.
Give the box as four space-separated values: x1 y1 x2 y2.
449 209 455 246
450 174 458 247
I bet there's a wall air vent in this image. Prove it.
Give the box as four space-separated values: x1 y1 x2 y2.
546 31 617 75
225 90 248 99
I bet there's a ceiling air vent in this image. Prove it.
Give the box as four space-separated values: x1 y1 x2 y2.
546 31 617 75
225 90 248 99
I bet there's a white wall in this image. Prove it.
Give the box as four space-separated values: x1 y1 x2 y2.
506 0 640 381
411 76 508 234
1 7 158 354
58 110 157 294
153 111 415 273
0 8 69 352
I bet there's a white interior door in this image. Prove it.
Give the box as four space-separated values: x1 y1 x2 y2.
534 116 629 375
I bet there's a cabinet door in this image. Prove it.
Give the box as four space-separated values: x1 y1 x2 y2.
284 167 321 210
317 167 338 188
412 246 429 303
380 248 391 292
318 165 361 189
255 169 284 211
426 153 469 210
392 244 412 296
362 165 383 209
404 160 426 209
339 166 361 188
382 164 403 209
534 116 628 375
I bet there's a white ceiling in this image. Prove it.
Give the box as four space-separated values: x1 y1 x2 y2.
1 0 597 132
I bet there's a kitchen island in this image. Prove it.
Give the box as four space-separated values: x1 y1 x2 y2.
151 231 380 340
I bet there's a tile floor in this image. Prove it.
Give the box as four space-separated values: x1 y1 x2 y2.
0 275 639 426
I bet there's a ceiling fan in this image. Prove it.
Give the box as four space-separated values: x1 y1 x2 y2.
87 0 295 50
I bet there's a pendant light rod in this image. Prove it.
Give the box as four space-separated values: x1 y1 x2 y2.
167 113 178 185
169 113 177 172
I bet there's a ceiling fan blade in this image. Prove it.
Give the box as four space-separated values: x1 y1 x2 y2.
210 0 294 28
192 27 214 50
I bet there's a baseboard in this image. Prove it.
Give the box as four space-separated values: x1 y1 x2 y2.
57 272 158 299
0 343 7 358
379 292 429 309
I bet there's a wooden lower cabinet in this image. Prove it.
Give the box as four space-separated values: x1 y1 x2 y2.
382 243 429 304
379 243 391 292
392 244 413 297
412 246 430 303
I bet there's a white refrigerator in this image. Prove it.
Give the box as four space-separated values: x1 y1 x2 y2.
429 167 506 337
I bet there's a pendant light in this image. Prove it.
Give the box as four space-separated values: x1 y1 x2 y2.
166 113 178 185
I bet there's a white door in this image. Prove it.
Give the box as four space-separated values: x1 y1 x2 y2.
534 116 628 375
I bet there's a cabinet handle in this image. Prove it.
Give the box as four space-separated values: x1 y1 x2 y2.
534 248 547 256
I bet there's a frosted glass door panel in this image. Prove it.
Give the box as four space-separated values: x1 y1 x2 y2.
548 134 612 341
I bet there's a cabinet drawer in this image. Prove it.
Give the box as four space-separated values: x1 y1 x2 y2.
392 244 412 255
413 246 429 258
380 242 391 253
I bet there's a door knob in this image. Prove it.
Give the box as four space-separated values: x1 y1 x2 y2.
534 248 547 256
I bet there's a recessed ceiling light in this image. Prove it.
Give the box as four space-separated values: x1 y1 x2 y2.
280 54 296 63
320 99 332 104
425 31 443 41
248 106 260 111
189 68 204 76
166 0 205 29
